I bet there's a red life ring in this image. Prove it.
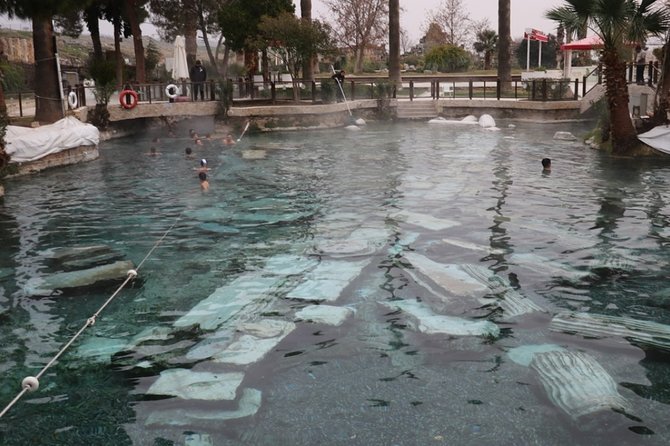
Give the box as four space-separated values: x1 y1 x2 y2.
120 89 139 109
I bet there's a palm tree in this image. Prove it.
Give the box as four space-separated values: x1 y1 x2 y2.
497 0 511 89
474 29 498 70
547 0 670 154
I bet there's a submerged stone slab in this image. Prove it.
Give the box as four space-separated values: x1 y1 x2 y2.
24 260 135 296
46 245 114 262
285 259 370 302
211 320 296 365
146 368 244 400
295 305 354 326
75 337 130 364
262 255 318 276
145 387 261 426
404 252 488 297
506 344 566 367
174 275 279 331
392 210 460 231
381 299 500 338
530 350 631 418
442 238 504 255
550 312 670 352
510 253 593 281
459 264 545 319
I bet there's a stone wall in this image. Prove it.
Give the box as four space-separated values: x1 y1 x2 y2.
0 36 34 64
437 99 585 122
7 145 99 177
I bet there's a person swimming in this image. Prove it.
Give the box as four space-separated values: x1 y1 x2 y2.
147 146 160 156
223 134 236 146
542 158 551 173
198 171 209 191
185 147 193 159
196 158 211 172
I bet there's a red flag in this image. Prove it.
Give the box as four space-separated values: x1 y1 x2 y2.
525 28 549 42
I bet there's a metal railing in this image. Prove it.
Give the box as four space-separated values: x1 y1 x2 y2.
9 66 663 118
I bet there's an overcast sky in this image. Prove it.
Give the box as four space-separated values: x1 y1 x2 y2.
1 0 565 45
299 0 565 44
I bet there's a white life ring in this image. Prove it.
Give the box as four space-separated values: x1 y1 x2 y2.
165 84 179 99
67 91 78 109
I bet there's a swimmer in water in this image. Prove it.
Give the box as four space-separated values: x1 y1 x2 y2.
185 147 193 159
195 158 211 172
542 158 551 173
198 171 209 191
223 134 236 146
147 146 160 156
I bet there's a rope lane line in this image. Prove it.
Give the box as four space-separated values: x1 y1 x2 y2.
0 212 183 419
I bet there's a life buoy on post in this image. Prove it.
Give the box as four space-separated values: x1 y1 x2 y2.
120 89 138 109
67 91 78 109
165 84 179 99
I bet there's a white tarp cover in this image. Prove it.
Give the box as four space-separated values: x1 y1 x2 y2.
6 116 100 163
638 125 670 155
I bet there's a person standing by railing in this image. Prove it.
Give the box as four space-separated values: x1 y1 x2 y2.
190 60 207 101
635 45 647 85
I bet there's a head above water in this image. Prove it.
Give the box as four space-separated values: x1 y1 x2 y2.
542 158 551 170
200 159 207 167
185 147 192 155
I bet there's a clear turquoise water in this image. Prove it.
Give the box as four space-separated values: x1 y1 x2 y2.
1 119 669 445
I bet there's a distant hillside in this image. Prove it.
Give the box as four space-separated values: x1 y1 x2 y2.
0 27 175 67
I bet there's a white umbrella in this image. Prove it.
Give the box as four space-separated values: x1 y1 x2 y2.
172 35 189 80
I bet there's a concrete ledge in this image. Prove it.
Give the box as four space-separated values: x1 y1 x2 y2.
437 99 583 122
107 101 219 122
7 145 99 177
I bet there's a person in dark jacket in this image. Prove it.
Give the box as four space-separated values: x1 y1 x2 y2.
190 60 207 100
331 70 345 102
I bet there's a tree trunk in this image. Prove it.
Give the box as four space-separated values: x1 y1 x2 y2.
114 19 123 88
602 49 637 153
388 0 401 85
497 0 511 90
355 48 364 74
32 17 63 123
300 0 315 82
184 0 198 68
125 0 146 83
221 44 230 80
653 39 670 125
197 0 219 74
84 5 103 60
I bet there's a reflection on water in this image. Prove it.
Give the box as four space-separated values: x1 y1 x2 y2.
1 120 670 445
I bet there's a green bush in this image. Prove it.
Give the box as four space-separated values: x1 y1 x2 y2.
0 62 26 93
424 44 471 73
87 58 117 105
320 80 335 103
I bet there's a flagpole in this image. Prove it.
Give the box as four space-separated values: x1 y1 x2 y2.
526 34 531 71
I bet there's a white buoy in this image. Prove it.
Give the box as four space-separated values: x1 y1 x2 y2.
354 118 366 126
345 125 361 131
22 376 39 392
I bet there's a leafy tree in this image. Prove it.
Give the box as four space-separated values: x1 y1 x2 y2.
424 44 471 72
145 40 161 79
324 0 388 74
473 29 497 70
257 12 334 99
429 0 471 47
547 0 670 154
0 0 87 123
219 0 294 75
422 22 447 55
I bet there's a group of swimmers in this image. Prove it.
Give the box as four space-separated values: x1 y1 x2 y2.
146 127 241 191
